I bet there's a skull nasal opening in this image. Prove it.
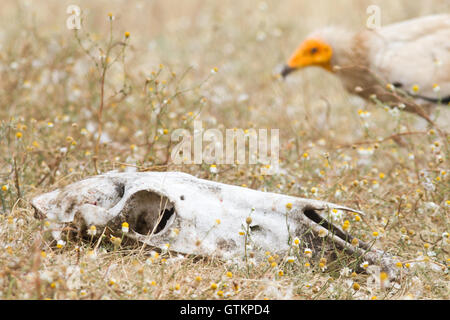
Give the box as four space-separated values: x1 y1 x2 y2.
122 190 176 236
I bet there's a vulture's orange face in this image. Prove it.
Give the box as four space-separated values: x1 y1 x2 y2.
281 39 333 77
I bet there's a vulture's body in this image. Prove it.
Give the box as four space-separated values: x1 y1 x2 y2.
282 14 450 118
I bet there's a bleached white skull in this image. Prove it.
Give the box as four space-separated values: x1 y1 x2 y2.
32 171 396 275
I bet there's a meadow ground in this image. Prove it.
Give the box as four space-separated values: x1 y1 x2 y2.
0 0 449 300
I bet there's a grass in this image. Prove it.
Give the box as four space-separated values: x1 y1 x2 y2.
0 0 449 300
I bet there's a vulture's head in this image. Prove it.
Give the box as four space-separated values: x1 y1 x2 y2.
281 27 351 78
281 38 333 77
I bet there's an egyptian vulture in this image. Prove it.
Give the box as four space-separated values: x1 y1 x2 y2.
281 14 450 120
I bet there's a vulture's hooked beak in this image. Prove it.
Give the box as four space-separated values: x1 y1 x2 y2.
280 65 296 78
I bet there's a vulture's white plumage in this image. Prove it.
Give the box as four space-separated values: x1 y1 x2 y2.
282 14 450 118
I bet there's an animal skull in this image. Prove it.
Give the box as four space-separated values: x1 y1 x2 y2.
32 171 397 275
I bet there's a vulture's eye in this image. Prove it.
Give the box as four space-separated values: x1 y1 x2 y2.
310 47 319 55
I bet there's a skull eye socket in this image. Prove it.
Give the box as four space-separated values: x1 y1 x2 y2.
122 191 176 236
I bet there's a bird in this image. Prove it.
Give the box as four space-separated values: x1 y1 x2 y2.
281 14 450 122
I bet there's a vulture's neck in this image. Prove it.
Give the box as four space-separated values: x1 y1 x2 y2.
311 27 367 69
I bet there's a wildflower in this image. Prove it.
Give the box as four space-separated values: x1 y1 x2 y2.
124 32 130 38
277 269 284 276
351 238 359 246
170 228 179 238
292 237 300 247
330 208 343 222
360 261 369 269
209 164 218 173
304 248 312 258
386 83 395 91
16 132 23 139
1 185 8 192
342 220 350 231
352 282 360 291
211 67 219 74
173 284 181 295
396 262 403 269
286 256 296 263
216 219 221 225
110 236 122 246
318 229 328 238
87 225 97 236
246 216 252 225
195 276 202 282
121 222 129 233
150 251 160 260
372 231 379 239
86 250 97 260
412 85 420 93
379 272 390 287
108 278 116 286
319 262 327 272
107 12 115 20
302 152 309 160
304 262 311 268
286 203 293 210
226 271 233 278
432 84 440 92
56 240 66 249
210 283 218 290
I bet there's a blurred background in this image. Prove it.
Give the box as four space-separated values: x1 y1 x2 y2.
0 0 449 171
1 0 448 129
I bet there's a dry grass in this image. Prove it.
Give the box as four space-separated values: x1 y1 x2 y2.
0 0 449 300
